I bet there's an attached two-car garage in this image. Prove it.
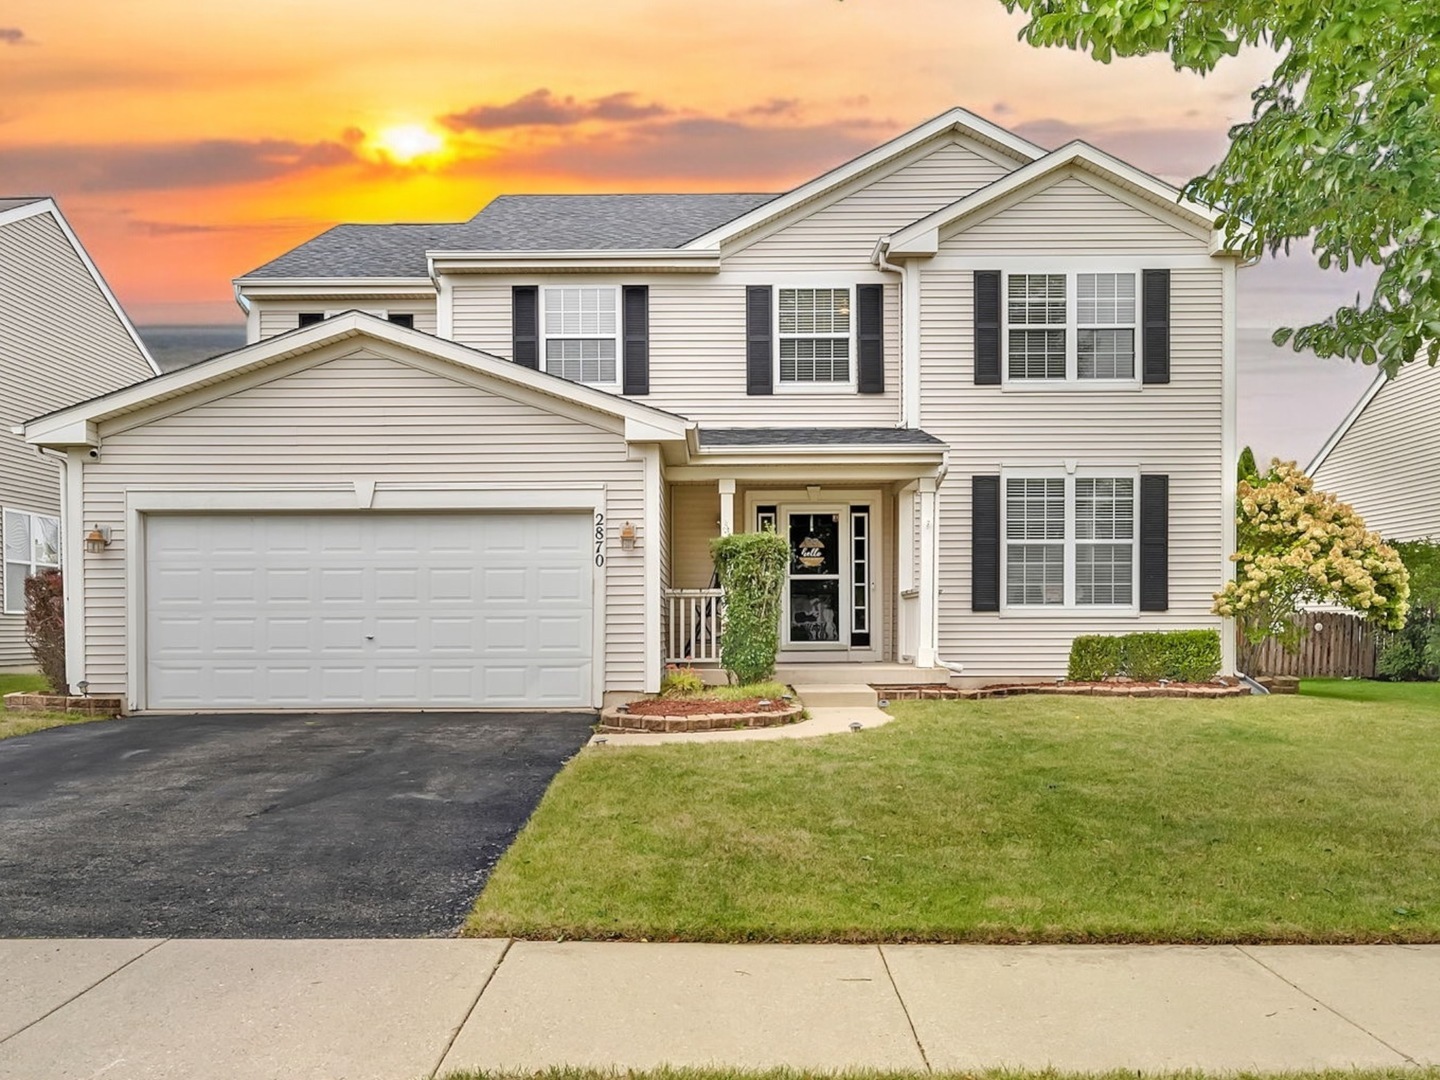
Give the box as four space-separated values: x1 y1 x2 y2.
143 512 595 710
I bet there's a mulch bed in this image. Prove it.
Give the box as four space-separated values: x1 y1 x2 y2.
624 695 793 717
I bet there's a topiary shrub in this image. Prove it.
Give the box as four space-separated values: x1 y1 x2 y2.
1066 628 1222 683
709 530 790 685
24 569 66 694
1068 634 1124 681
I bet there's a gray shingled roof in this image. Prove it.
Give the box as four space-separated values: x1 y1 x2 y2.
699 427 947 448
241 193 778 280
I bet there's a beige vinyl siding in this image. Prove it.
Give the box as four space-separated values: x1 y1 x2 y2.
722 138 1015 270
254 300 438 340
77 348 649 696
939 174 1212 254
919 264 1227 677
1313 365 1440 541
452 279 901 426
670 483 720 589
0 210 153 668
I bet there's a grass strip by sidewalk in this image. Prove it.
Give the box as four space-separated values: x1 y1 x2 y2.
467 679 1440 944
0 673 115 742
440 1067 1440 1080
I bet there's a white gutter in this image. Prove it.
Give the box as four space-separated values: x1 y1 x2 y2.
872 237 918 428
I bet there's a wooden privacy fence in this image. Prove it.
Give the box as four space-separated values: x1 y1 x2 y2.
1237 610 1378 678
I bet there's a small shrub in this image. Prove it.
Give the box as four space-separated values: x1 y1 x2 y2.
1066 628 1222 683
1068 635 1124 681
1377 636 1426 681
660 664 705 696
710 530 790 685
24 569 66 694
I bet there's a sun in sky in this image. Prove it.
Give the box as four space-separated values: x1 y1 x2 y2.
373 124 448 164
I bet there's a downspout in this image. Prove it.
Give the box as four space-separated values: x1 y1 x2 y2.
871 237 912 428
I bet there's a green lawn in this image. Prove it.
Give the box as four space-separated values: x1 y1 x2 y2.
467 679 1440 944
0 672 113 741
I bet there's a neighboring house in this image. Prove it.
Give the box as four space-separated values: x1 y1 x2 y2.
1 197 159 672
1309 363 1440 542
26 109 1241 711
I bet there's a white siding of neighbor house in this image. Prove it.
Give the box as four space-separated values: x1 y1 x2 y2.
0 209 154 669
920 243 1230 676
721 137 1017 270
450 278 901 426
75 348 649 697
1312 364 1440 542
937 173 1212 255
254 299 437 341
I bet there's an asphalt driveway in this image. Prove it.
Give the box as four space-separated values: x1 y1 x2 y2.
0 711 593 937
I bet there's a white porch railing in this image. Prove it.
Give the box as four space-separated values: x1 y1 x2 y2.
665 588 724 665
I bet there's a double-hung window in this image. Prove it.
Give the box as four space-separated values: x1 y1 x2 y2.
541 286 620 388
1005 271 1138 385
777 287 852 387
1003 473 1136 609
3 509 60 615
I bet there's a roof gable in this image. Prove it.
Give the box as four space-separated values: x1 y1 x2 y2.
25 312 691 448
886 142 1223 257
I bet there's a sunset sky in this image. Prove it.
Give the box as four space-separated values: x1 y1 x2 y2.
2 0 1377 459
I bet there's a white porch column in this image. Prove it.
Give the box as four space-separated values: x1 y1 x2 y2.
916 476 938 669
718 478 736 536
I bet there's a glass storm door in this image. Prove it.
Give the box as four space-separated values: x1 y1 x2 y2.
784 509 845 648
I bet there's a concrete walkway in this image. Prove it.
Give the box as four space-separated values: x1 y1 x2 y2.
2 940 1437 1079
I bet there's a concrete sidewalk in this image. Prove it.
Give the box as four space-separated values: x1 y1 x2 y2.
1 939 1436 1079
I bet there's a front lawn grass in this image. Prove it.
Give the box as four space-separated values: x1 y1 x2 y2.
467 679 1440 943
0 672 113 742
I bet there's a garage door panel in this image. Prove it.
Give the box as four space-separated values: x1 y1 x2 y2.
145 512 593 709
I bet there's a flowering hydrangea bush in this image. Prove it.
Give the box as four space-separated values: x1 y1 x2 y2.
1214 461 1409 647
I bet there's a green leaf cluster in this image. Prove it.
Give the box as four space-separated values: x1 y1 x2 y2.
709 530 791 685
1068 628 1223 683
1002 0 1440 376
1378 538 1440 680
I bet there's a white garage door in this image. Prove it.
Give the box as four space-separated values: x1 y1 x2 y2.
144 512 593 710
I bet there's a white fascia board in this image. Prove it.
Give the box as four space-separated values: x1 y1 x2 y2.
25 311 692 447
625 416 693 444
427 249 720 274
1308 369 1389 477
679 107 1046 252
888 141 1221 257
2 198 162 375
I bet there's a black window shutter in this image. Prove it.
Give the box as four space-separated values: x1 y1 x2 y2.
1139 474 1170 611
856 283 884 394
746 285 773 395
622 285 649 395
512 286 539 369
972 475 1001 612
973 271 1002 385
1142 269 1170 384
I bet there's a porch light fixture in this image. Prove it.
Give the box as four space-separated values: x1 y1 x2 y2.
619 521 637 549
84 524 112 554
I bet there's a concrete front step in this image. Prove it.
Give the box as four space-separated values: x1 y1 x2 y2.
792 683 879 709
773 663 951 686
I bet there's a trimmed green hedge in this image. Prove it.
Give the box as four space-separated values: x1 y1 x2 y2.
710 530 790 685
1067 629 1222 683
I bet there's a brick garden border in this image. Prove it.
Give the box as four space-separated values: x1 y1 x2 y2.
877 682 1250 702
598 703 804 734
3 692 125 716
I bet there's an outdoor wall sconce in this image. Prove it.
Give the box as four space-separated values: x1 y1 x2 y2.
84 524 112 554
619 521 637 550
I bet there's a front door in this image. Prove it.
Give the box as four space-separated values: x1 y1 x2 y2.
784 508 845 649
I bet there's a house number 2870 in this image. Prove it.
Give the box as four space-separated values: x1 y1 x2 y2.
594 511 606 567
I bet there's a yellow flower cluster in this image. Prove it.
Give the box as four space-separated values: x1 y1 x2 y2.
1213 461 1409 641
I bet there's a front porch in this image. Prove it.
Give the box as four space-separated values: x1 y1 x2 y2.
657 429 951 686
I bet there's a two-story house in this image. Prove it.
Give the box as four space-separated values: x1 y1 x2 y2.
25 108 1239 711
1 197 158 672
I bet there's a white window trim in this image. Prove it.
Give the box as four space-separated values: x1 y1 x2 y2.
2 506 62 616
774 285 858 394
539 285 622 392
998 467 1140 615
1001 269 1142 391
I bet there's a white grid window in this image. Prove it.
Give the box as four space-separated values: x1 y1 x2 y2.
1004 475 1137 608
1005 478 1065 605
778 287 851 384
3 509 60 616
1007 274 1066 380
1077 273 1136 380
542 287 619 386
